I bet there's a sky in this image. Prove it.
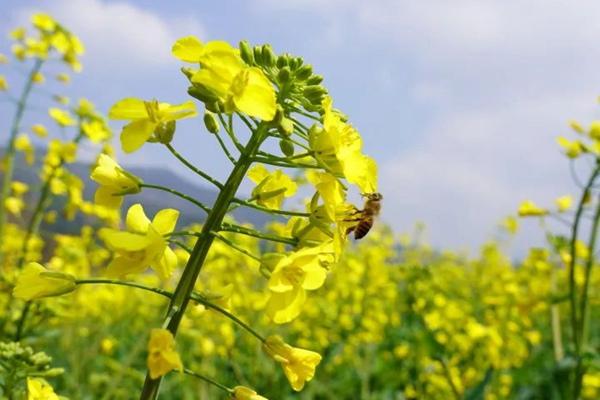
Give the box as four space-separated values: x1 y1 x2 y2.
3 0 600 255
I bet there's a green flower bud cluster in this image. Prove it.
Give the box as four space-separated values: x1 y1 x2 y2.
0 341 64 378
239 41 328 113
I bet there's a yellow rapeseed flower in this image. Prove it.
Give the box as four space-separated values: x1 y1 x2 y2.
13 262 76 300
232 386 269 400
31 124 48 137
147 328 183 379
265 244 332 323
0 75 8 91
27 377 59 400
100 203 179 280
90 154 142 209
173 37 276 120
15 133 35 165
247 164 297 209
310 97 377 192
32 71 45 84
518 200 549 217
262 335 322 391
557 136 585 158
109 98 197 153
555 195 573 212
56 72 70 83
49 107 76 126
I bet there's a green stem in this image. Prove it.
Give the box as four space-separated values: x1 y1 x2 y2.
74 278 266 346
165 143 223 189
213 130 237 164
190 292 266 342
573 192 600 398
183 369 232 393
0 59 43 262
230 197 310 217
220 222 297 246
210 231 261 262
568 163 600 357
216 111 243 151
75 279 173 298
16 132 85 270
252 156 320 169
14 301 32 341
290 106 321 122
139 123 269 400
140 183 211 213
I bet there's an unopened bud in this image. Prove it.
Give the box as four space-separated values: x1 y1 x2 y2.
253 46 264 65
278 117 294 136
261 44 276 67
295 64 313 81
239 40 254 65
277 67 291 84
181 67 195 81
279 139 295 156
155 120 176 144
289 57 302 70
276 54 290 68
188 85 219 104
308 124 324 139
306 74 323 85
272 105 284 125
303 85 327 98
203 111 220 134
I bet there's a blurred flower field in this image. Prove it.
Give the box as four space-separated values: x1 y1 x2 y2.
2 12 600 400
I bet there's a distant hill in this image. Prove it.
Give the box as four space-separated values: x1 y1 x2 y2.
2 148 272 234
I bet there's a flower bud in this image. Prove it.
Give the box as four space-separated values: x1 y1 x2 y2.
289 57 302 70
13 262 76 301
295 64 313 81
188 85 219 104
155 120 176 144
277 67 291 84
253 46 264 65
203 111 220 134
276 54 290 68
272 105 284 125
279 139 295 157
278 117 294 136
306 74 323 85
180 67 195 81
239 40 254 65
261 44 276 67
303 85 327 98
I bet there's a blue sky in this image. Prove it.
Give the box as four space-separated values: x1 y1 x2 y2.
3 0 600 254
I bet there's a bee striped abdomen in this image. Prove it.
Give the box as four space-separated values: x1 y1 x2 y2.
353 216 374 239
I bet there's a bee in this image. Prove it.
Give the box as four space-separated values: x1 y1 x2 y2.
346 192 382 240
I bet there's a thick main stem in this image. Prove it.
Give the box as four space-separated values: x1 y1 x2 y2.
568 163 600 357
139 123 268 400
0 59 43 262
573 192 600 398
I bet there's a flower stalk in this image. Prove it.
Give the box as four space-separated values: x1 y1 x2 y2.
0 59 44 262
139 123 269 400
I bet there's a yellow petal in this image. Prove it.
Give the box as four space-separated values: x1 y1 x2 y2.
172 36 203 62
231 67 276 121
109 97 148 120
151 208 180 235
100 229 151 251
120 119 156 153
126 203 151 233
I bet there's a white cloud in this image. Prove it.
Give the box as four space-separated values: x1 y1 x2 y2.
15 0 205 69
